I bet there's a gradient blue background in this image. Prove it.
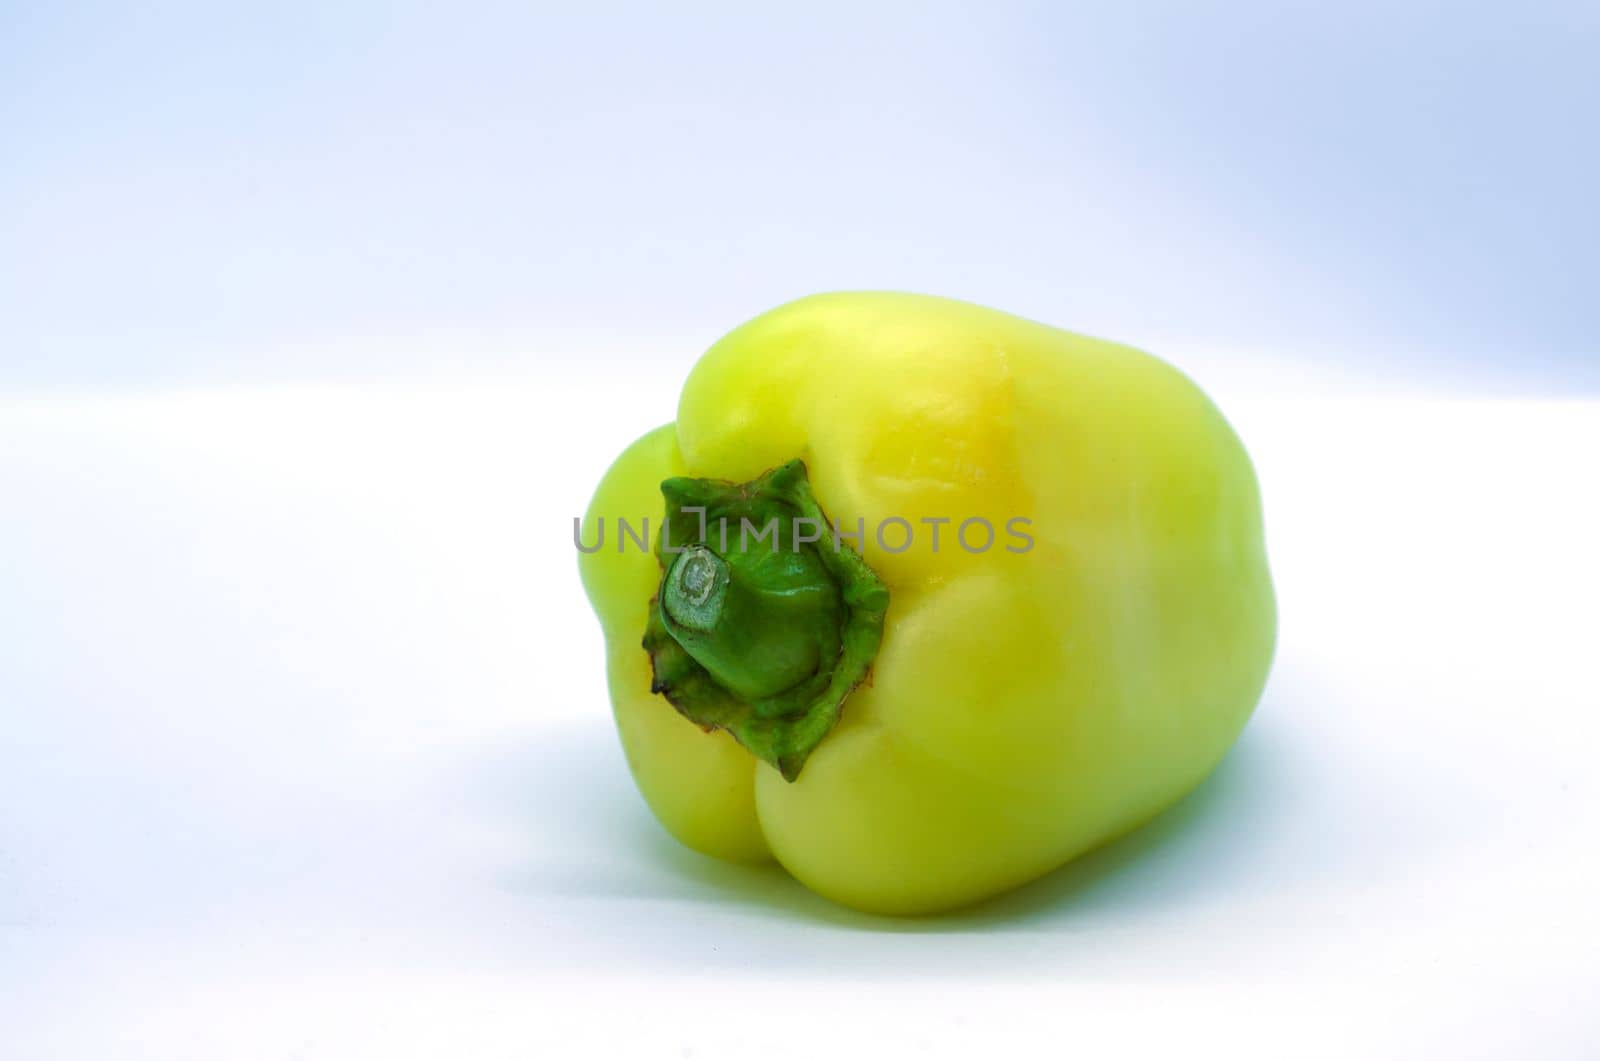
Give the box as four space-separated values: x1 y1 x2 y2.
6 7 1600 1056
4 1 1596 392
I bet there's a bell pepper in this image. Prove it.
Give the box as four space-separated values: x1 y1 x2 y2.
578 292 1276 915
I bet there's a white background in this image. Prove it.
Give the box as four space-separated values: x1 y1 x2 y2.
4 3 1599 1058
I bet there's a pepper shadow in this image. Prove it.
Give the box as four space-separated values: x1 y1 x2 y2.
631 717 1298 935
463 682 1310 940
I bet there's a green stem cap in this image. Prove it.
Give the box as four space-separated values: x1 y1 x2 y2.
643 460 890 781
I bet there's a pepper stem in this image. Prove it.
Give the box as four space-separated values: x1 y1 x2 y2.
662 546 728 632
642 460 889 781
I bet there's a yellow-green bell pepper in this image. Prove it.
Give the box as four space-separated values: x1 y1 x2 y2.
578 292 1276 915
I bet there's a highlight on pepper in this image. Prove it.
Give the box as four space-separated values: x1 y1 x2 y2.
578 291 1276 915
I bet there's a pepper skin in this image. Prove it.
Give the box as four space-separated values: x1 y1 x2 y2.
578 292 1276 915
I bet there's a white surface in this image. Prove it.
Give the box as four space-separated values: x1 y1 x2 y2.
2 380 1597 1059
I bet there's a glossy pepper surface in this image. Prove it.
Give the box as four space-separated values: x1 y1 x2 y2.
578 292 1276 915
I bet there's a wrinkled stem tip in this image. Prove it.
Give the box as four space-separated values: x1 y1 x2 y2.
676 547 719 606
662 545 729 633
